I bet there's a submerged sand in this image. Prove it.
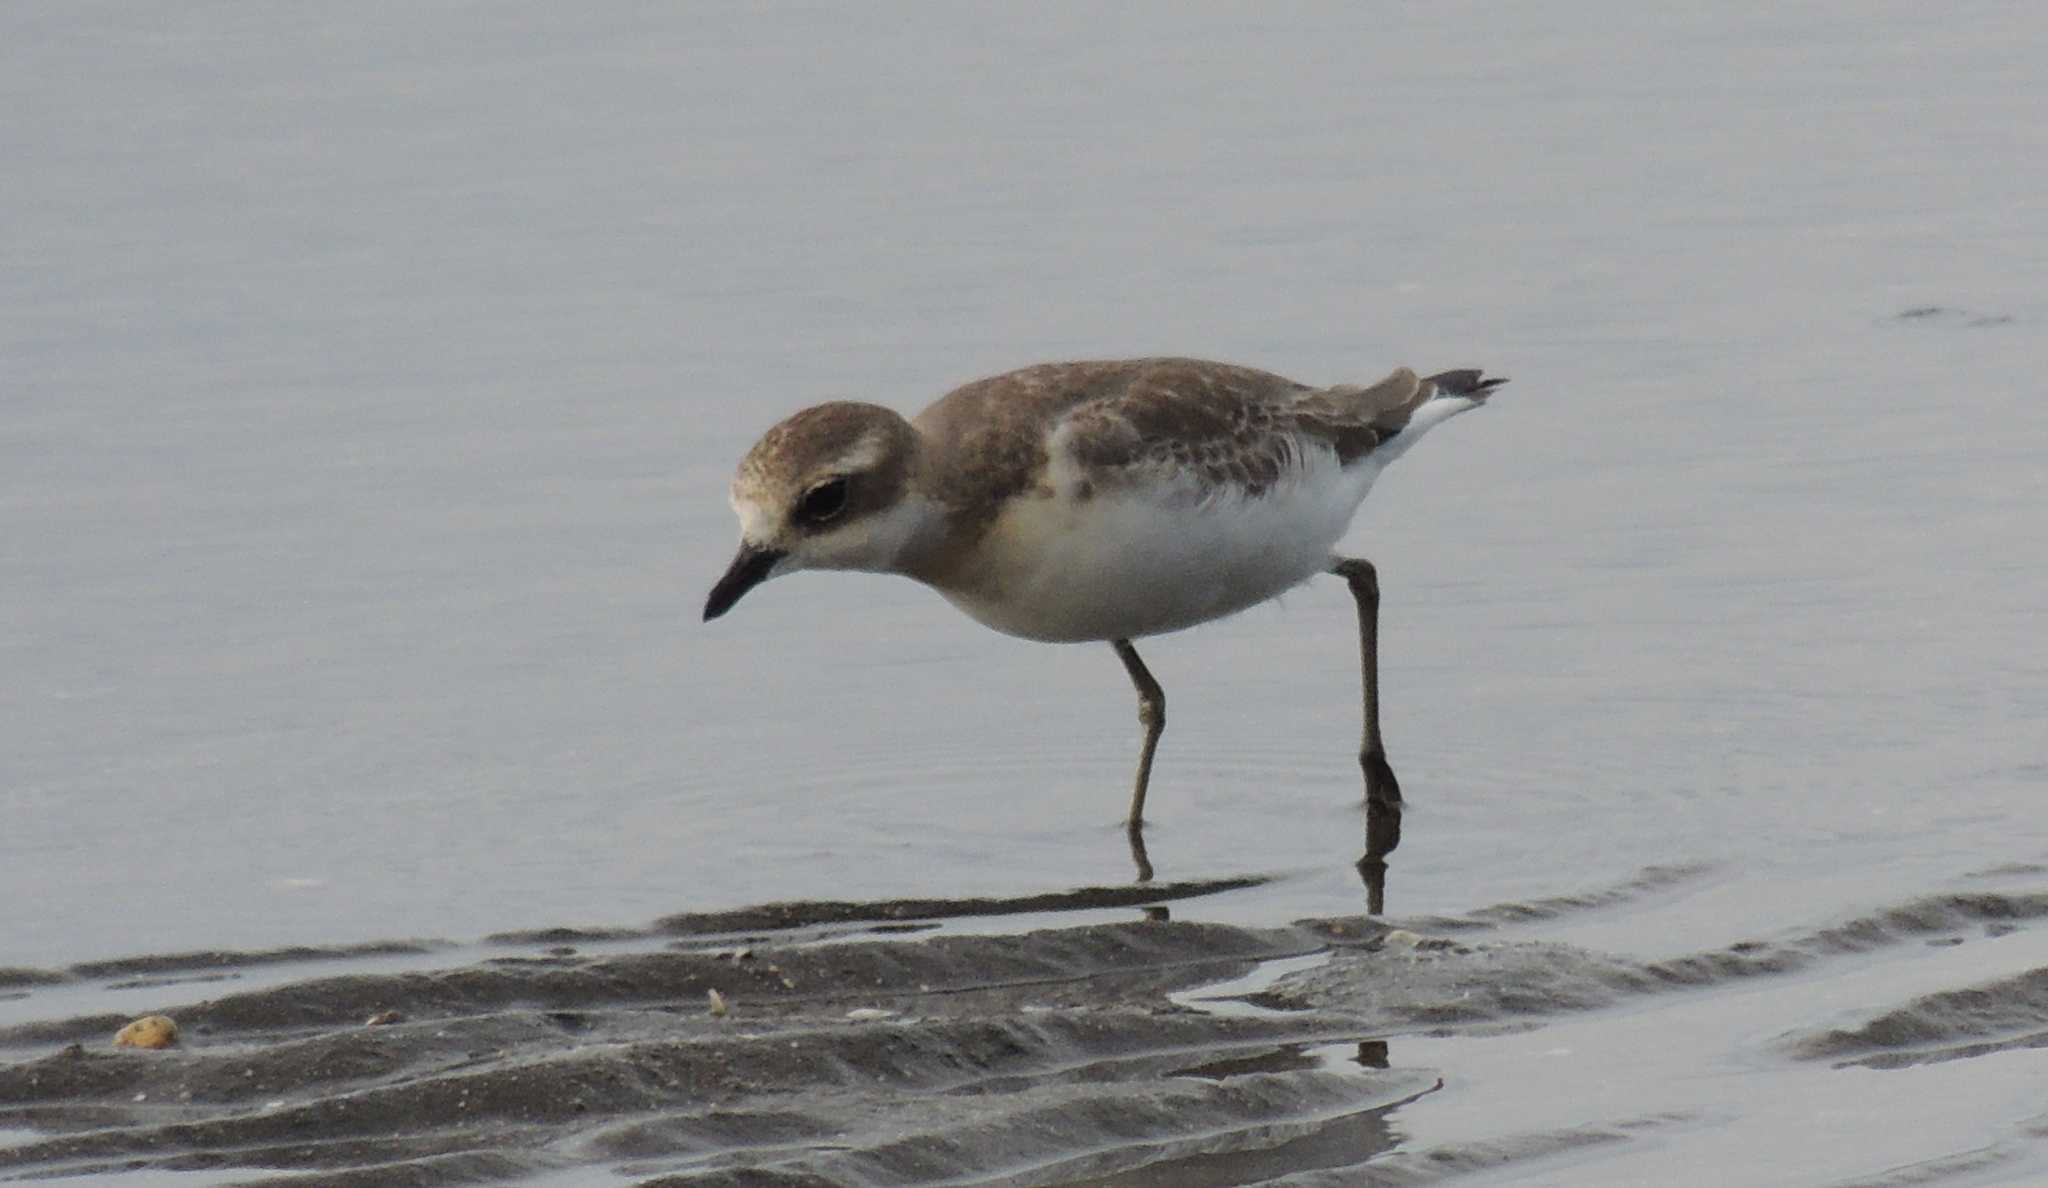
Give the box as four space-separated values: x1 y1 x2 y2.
4 873 2047 1186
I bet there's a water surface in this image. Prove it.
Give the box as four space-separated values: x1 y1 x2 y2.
4 3 2045 1183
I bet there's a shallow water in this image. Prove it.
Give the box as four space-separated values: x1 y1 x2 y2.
4 2 2046 1184
4 874 2046 1184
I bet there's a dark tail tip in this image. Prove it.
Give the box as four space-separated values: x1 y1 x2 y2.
1426 369 1509 398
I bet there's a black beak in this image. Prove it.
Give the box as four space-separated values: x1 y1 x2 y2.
703 543 785 621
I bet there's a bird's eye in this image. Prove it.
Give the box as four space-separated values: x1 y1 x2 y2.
794 476 850 526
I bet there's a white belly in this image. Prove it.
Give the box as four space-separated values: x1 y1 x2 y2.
939 455 1381 643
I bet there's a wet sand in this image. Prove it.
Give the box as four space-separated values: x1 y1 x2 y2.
6 870 2046 1186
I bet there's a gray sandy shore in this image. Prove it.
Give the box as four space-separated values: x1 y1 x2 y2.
6 873 2046 1186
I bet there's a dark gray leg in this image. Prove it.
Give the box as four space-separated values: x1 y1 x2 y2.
1112 639 1165 822
1330 557 1402 914
1112 639 1163 883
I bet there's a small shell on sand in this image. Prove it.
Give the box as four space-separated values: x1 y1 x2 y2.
113 1015 179 1049
364 1010 405 1027
707 989 729 1017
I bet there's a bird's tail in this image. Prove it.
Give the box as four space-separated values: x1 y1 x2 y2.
1423 368 1510 402
1333 366 1508 469
1407 367 1507 434
1334 366 1508 433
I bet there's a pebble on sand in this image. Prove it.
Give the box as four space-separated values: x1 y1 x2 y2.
113 1015 179 1049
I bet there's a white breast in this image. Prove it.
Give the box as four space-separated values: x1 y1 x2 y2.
939 444 1383 643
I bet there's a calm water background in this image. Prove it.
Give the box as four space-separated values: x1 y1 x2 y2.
5 3 2046 1183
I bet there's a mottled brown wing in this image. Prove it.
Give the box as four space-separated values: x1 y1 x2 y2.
911 357 1432 509
1056 358 1396 496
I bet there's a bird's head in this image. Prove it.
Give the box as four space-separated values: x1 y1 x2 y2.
703 402 928 620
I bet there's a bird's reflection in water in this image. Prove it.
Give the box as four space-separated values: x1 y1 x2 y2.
1125 800 1399 915
1128 821 1154 884
1357 760 1401 914
1358 854 1389 915
1357 831 1395 915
